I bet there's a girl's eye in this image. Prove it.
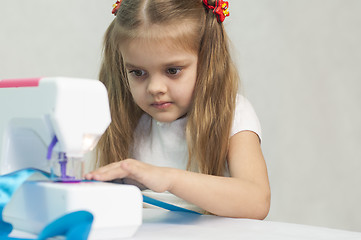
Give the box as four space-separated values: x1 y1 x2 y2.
166 67 181 75
129 69 146 77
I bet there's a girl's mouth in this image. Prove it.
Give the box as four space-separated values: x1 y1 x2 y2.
151 102 172 109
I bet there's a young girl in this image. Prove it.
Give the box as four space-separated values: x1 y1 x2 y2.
85 0 270 219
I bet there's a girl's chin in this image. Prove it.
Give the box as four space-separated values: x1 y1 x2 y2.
150 113 184 123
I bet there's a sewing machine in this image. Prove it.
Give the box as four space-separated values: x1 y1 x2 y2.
0 77 142 239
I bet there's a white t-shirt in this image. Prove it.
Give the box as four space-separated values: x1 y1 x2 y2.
131 94 262 213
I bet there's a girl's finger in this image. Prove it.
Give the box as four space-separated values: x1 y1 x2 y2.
93 166 129 181
94 161 122 174
85 162 128 181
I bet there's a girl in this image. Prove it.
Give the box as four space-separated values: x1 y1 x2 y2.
85 0 270 219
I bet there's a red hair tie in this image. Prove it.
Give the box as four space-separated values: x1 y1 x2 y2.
203 0 230 23
112 0 122 16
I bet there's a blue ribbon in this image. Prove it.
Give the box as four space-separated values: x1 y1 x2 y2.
0 168 93 240
142 195 201 215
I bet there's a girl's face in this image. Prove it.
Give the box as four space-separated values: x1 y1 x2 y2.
120 38 198 123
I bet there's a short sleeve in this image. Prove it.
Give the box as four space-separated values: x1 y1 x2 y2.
231 95 262 141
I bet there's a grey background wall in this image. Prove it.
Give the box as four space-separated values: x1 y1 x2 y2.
1 0 360 232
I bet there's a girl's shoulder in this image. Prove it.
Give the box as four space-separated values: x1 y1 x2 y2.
231 94 262 141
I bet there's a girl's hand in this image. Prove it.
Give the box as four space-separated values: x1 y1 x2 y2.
84 159 174 193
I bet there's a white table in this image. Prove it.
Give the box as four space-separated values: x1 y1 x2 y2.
11 209 361 239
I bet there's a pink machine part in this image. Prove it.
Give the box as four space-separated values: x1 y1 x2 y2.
0 78 41 88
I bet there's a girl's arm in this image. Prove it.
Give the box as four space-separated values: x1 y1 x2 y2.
85 130 270 219
169 130 270 219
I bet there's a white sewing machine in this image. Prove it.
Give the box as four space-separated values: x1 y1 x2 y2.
0 77 142 239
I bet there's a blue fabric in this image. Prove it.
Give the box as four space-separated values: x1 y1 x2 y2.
143 195 201 215
0 168 93 240
37 211 93 240
0 168 40 237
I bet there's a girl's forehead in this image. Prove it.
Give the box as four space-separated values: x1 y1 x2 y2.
121 34 197 56
119 21 200 54
121 36 196 61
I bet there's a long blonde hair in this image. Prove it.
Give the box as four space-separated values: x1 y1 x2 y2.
97 0 238 176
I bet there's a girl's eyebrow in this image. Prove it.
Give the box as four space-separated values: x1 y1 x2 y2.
164 61 190 67
125 63 141 69
124 59 193 69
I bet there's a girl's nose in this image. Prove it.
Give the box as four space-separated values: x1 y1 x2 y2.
147 76 167 96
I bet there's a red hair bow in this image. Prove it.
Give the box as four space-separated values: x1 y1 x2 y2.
112 0 122 16
203 0 230 23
